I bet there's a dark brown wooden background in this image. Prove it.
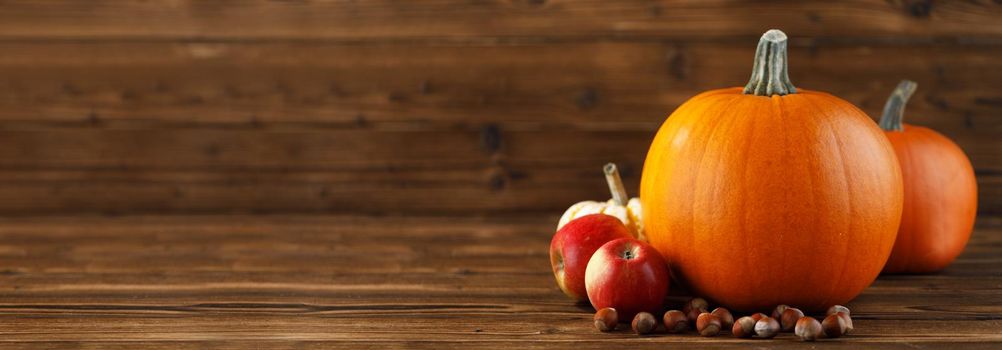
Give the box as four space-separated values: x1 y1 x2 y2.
1 2 1002 348
0 0 999 217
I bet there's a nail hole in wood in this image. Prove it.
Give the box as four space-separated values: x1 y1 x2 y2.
480 124 502 154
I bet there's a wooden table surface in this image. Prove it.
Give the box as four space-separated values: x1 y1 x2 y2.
1 215 1000 349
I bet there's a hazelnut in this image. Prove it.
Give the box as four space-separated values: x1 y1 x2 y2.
663 310 688 333
771 304 790 320
684 309 701 325
710 307 734 330
593 307 618 332
696 312 721 337
683 297 709 325
754 316 780 339
822 313 848 338
684 297 710 313
835 311 853 335
732 316 756 338
780 307 805 332
794 317 823 341
827 305 851 317
632 311 657 335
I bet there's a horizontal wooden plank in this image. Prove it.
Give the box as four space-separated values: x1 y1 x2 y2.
0 127 997 215
0 215 999 348
2 316 1002 345
0 42 998 129
0 1 999 41
0 127 646 215
1 341 1001 350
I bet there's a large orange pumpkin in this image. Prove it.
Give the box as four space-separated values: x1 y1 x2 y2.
640 30 903 312
878 80 977 274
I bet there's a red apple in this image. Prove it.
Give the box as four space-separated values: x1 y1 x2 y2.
549 214 633 301
585 238 670 322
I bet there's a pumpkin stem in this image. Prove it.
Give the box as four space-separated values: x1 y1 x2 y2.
878 80 918 132
743 29 797 96
603 163 629 206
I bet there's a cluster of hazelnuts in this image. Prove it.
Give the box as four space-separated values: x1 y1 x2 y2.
594 298 854 341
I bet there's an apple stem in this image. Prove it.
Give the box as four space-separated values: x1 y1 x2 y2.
620 248 636 260
603 163 629 206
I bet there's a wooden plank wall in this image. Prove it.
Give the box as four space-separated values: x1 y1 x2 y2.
0 1 998 216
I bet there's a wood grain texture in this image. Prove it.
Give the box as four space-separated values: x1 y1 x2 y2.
0 3 998 348
0 215 999 348
0 1 998 216
0 0 999 41
0 41 998 215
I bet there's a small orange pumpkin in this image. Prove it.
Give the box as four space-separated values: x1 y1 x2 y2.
640 30 903 311
879 80 978 274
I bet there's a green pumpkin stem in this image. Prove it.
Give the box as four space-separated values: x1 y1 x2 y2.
743 29 797 96
603 163 629 206
878 80 918 132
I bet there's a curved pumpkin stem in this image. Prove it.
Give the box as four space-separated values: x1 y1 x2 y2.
743 29 797 96
878 80 918 132
603 163 629 206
